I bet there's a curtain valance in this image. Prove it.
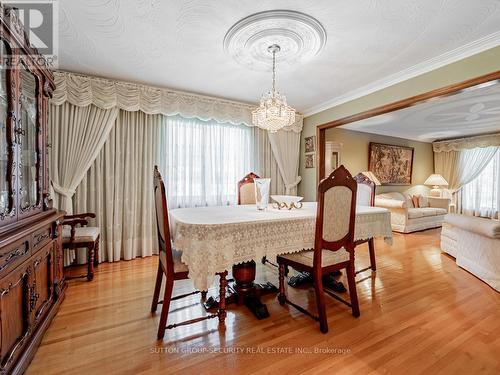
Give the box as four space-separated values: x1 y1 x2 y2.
433 133 500 152
51 71 303 132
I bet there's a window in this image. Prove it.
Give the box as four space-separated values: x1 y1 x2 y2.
159 115 255 208
461 149 500 219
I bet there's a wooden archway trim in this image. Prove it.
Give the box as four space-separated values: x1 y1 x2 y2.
316 70 500 183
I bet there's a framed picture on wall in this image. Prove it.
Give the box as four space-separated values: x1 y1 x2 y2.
368 142 414 185
305 136 316 153
305 154 315 168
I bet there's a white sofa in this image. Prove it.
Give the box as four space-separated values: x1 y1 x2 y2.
375 192 450 233
441 214 500 292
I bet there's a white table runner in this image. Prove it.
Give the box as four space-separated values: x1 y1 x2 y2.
170 202 392 290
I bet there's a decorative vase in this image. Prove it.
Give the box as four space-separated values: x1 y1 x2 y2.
254 178 271 210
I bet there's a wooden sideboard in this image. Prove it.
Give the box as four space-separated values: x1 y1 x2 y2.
0 4 66 374
0 211 65 375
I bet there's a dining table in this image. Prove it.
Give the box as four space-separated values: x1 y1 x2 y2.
169 202 393 318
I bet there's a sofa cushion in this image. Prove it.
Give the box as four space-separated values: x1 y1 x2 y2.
445 214 500 239
408 207 447 219
420 207 439 217
418 195 429 208
411 195 420 208
434 208 447 216
404 194 414 208
377 192 406 202
408 208 424 219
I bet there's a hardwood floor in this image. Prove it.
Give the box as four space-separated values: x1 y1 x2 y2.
27 229 499 375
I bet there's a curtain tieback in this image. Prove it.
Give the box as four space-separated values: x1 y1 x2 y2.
285 176 302 190
51 181 76 197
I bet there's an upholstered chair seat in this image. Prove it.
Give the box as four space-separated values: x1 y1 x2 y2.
278 248 350 268
62 226 100 243
62 213 100 281
170 249 189 273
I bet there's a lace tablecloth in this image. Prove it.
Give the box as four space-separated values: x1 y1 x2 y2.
170 202 392 290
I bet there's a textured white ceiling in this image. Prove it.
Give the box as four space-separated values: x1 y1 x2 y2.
341 80 500 142
58 0 500 113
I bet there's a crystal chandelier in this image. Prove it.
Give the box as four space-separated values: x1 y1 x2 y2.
252 44 296 132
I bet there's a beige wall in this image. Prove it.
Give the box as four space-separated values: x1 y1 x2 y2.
298 46 500 201
323 127 433 197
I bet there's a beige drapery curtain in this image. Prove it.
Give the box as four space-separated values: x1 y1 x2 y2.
434 151 461 190
73 111 161 262
252 127 286 195
268 130 301 195
49 102 118 213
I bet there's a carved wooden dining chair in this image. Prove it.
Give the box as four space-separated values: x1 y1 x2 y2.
238 172 260 205
62 213 100 281
353 173 377 273
277 165 359 333
151 166 227 339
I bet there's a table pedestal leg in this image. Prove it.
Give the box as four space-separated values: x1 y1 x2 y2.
232 261 256 305
203 260 277 320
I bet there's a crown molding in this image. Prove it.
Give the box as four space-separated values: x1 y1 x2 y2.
303 31 500 117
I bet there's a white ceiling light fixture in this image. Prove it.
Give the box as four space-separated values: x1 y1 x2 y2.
251 44 296 132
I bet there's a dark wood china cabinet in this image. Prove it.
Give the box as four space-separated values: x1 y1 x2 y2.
0 4 65 375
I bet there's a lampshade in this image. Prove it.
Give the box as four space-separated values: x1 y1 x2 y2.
361 171 381 186
424 174 448 187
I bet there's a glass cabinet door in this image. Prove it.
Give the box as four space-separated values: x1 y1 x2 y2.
0 42 12 217
18 67 39 211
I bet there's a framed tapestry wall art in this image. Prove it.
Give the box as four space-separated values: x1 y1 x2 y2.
368 142 414 185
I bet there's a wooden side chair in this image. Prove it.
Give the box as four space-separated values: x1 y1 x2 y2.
62 213 100 281
238 172 260 205
277 165 359 333
151 166 228 340
353 173 377 273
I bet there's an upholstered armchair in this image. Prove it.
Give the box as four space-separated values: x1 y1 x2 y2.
375 192 450 233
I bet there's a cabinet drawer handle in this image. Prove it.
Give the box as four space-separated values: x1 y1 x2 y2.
0 246 29 271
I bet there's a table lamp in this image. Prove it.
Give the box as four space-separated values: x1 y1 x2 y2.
424 174 448 197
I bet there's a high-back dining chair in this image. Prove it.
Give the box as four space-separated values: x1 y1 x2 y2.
151 166 228 339
238 172 260 205
276 165 359 333
353 173 377 273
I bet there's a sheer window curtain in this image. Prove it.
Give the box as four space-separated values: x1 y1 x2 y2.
435 146 499 211
157 116 251 208
461 149 500 219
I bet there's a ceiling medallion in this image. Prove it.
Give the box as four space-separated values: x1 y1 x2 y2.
224 10 327 71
